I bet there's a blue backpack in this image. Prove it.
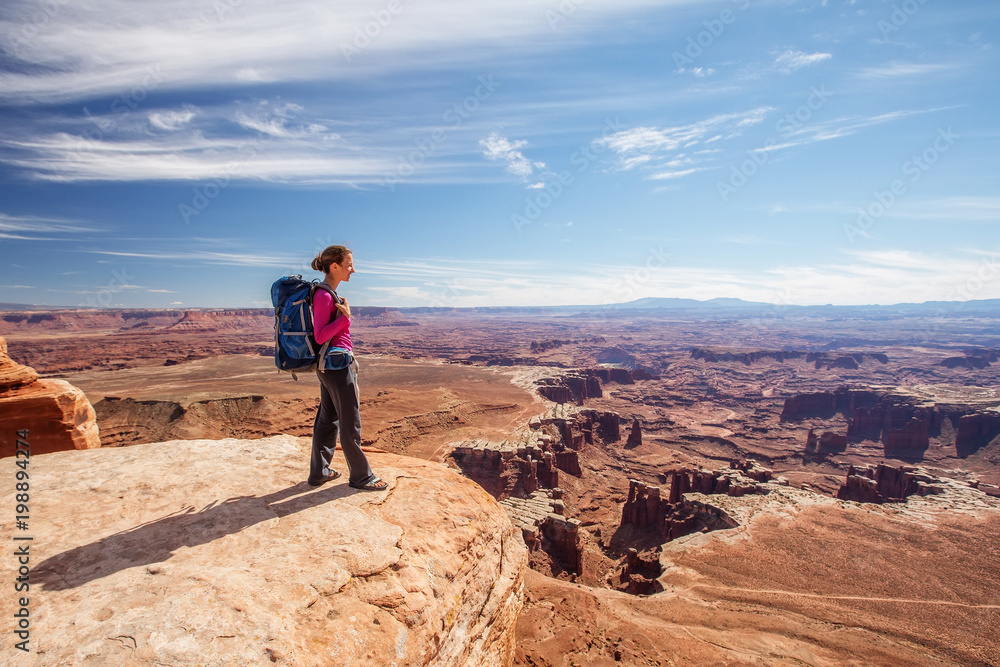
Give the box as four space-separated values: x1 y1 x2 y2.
271 275 338 379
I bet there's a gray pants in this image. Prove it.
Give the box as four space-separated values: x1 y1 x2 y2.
309 360 373 485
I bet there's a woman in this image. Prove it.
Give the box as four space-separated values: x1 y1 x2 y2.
307 245 387 491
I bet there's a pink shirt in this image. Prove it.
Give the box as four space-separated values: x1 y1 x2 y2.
312 289 352 351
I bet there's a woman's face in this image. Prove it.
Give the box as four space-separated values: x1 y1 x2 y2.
331 253 355 282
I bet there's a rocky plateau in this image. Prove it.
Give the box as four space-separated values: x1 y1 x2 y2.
2 306 999 665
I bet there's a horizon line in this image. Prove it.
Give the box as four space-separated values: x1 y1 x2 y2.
3 296 1000 313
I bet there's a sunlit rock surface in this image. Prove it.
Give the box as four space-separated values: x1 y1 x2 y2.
0 335 99 457
0 435 525 666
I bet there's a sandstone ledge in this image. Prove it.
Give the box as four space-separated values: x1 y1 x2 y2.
0 435 525 666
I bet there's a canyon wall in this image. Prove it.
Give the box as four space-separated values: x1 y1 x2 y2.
784 387 1000 458
836 463 944 503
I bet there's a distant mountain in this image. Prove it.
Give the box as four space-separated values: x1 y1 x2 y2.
617 297 772 309
4 297 1000 316
585 297 1000 316
0 302 77 311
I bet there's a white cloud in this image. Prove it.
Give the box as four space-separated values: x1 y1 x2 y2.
600 107 772 179
738 49 832 79
883 197 1000 222
649 167 706 180
857 62 954 79
2 115 393 183
773 49 832 72
757 108 952 154
0 213 98 240
149 107 197 131
0 0 696 105
358 248 1000 307
479 131 544 180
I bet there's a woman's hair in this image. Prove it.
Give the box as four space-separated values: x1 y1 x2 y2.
311 245 352 273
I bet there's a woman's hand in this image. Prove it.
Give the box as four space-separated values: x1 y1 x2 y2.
335 298 351 320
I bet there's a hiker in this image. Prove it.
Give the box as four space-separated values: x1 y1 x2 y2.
307 245 387 491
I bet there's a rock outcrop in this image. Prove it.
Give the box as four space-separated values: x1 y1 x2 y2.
625 418 642 449
534 368 658 405
354 307 418 327
0 436 525 665
783 387 1000 459
956 412 1000 457
164 309 219 332
692 348 889 368
805 428 848 455
450 406 622 498
0 336 99 457
615 547 662 596
620 478 738 542
536 373 602 404
452 437 567 498
501 490 582 577
619 463 768 543
666 461 772 503
836 463 944 503
691 348 807 365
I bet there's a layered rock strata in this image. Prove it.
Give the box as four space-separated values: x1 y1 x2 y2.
0 435 525 666
805 428 849 456
784 387 1000 458
836 463 944 503
956 412 1000 457
620 463 761 542
0 336 100 457
501 490 582 576
666 461 772 503
534 367 657 405
528 406 621 451
453 405 629 498
451 437 566 498
615 547 662 596
692 347 889 368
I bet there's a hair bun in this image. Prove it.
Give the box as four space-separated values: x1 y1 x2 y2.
311 255 323 271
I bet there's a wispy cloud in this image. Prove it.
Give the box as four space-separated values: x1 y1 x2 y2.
887 196 1000 222
0 0 695 105
0 213 99 240
149 107 198 131
738 49 832 79
0 100 395 183
759 108 952 154
600 107 772 179
857 62 954 79
360 248 1000 307
479 131 545 181
773 49 832 72
84 249 303 268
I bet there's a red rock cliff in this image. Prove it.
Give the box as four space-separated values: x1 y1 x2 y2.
0 336 99 456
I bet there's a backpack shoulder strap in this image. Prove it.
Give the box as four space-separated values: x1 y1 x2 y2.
311 281 341 311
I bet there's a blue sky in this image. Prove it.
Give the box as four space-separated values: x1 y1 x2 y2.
0 0 997 308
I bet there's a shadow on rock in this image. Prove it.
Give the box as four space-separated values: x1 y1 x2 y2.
36 482 355 591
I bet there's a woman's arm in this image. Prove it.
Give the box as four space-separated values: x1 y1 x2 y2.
313 289 351 344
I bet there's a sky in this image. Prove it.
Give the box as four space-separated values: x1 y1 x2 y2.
0 0 998 309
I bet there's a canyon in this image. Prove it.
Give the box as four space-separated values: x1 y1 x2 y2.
2 304 999 665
